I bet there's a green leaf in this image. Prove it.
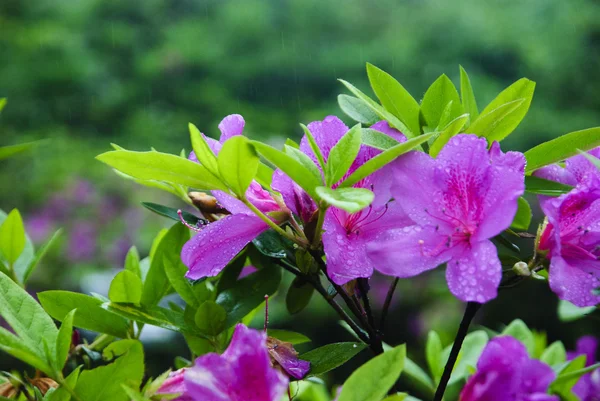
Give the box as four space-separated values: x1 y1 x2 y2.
142 223 189 308
338 95 379 125
141 202 204 227
524 176 573 197
102 302 196 335
75 340 144 401
557 300 595 322
0 141 43 161
252 229 294 259
266 329 311 345
164 254 202 307
550 355 587 399
124 246 141 278
326 124 362 186
46 366 81 401
510 197 532 231
540 341 567 367
97 150 227 191
55 309 76 372
0 272 58 356
0 98 5 112
0 326 53 375
459 66 479 122
300 123 327 171
252 141 323 200
337 344 405 401
256 163 274 188
216 264 282 329
580 151 600 171
524 128 600 173
441 330 488 384
218 136 259 197
420 74 463 130
425 331 443 382
194 301 227 336
474 78 535 141
341 132 435 187
23 228 62 284
300 342 367 377
285 145 324 184
109 271 143 304
339 79 414 138
0 209 26 265
361 128 401 150
316 186 374 213
465 98 525 140
429 114 470 158
113 170 188 201
39 291 130 338
189 122 219 176
286 276 315 315
502 319 534 355
366 63 421 137
401 357 435 396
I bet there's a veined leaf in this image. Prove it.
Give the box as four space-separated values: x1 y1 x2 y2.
338 95 379 125
97 150 227 191
284 145 324 184
316 187 374 213
109 271 143 305
429 113 469 157
326 124 362 186
55 309 76 372
300 342 367 377
367 63 420 136
420 74 463 131
361 128 401 150
465 98 525 140
189 123 219 176
524 128 600 173
218 136 259 197
459 66 479 122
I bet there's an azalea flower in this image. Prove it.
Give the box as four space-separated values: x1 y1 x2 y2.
368 135 525 303
181 115 282 280
266 336 310 379
538 177 600 307
158 324 288 401
567 336 600 401
273 116 411 285
460 336 558 401
534 147 600 187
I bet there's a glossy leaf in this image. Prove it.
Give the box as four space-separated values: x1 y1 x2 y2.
425 331 443 382
267 329 311 345
0 209 26 265
39 291 130 338
441 330 488 384
55 309 76 372
420 74 463 130
194 301 227 336
141 202 204 227
252 229 294 259
465 98 525 140
338 95 379 125
510 197 532 231
367 63 420 136
300 342 367 377
540 341 567 367
285 144 324 184
286 276 315 315
300 123 327 171
189 122 219 176
97 150 227 191
339 79 413 137
109 271 143 304
337 344 406 401
316 186 374 213
252 141 323 200
0 273 58 357
524 176 573 197
550 355 587 399
557 300 595 322
524 127 600 173
429 113 469 157
459 66 478 122
218 136 259 197
256 163 274 187
0 326 53 375
102 302 196 335
123 246 141 278
164 254 204 307
326 123 362 186
341 132 435 187
361 128 401 150
401 356 435 396
502 319 534 355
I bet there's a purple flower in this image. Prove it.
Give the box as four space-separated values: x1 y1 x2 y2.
368 135 525 303
568 336 600 401
68 221 97 262
534 147 600 188
181 115 281 280
157 369 194 401
163 324 288 401
460 336 558 401
538 177 600 306
266 336 310 380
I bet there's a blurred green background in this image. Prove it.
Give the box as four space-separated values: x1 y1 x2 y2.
1 0 600 391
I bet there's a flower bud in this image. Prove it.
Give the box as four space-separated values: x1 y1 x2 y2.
512 261 531 277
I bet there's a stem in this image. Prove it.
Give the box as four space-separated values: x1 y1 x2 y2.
56 378 83 401
357 278 376 331
380 278 399 331
243 199 305 247
433 302 481 401
311 206 328 247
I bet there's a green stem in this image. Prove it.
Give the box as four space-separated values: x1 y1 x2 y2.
311 205 328 247
243 199 305 247
56 378 83 401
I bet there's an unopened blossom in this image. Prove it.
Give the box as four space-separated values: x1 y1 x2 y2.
460 336 558 401
185 324 288 401
182 115 282 280
273 116 412 284
538 177 600 306
368 135 525 302
568 336 600 401
266 336 310 379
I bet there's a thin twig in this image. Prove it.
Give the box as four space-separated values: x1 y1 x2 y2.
357 278 376 331
433 302 481 401
380 278 399 331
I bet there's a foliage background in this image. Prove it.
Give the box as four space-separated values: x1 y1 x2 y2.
1 0 599 382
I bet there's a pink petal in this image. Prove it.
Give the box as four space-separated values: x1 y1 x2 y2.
370 120 406 144
212 190 252 215
533 164 577 186
182 214 269 280
212 182 279 215
185 354 234 401
445 240 502 303
549 256 600 307
322 209 375 285
271 169 317 223
218 114 245 143
367 225 461 278
300 116 349 164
